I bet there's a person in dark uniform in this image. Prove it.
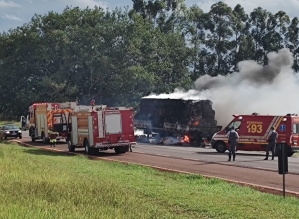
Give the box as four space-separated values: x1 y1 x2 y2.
264 127 278 160
226 126 239 161
21 117 26 129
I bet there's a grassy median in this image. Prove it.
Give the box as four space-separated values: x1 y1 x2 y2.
0 120 19 127
0 143 298 219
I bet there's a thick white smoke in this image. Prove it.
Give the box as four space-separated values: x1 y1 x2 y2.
143 48 299 126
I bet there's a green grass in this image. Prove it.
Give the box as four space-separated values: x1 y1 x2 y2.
293 153 299 158
0 143 299 219
0 120 20 127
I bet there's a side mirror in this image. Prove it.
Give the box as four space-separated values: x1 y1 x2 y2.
224 127 228 132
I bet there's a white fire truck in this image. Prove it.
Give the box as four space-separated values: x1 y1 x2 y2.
67 105 136 155
23 102 76 143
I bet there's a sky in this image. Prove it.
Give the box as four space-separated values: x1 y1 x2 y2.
1 0 299 33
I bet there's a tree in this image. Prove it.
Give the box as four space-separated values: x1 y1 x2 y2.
286 17 299 72
230 4 253 70
203 1 234 75
250 7 269 64
185 5 207 79
1 2 299 119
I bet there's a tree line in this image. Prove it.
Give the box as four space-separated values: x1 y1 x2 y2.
0 0 298 119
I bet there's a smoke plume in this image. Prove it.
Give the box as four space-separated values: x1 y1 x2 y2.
143 48 299 126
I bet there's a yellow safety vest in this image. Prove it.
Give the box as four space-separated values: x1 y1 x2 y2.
48 131 59 143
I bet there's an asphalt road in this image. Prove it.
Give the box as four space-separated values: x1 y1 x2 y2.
133 144 299 174
15 131 299 193
20 131 299 173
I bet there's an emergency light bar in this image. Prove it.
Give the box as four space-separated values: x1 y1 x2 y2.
232 115 242 119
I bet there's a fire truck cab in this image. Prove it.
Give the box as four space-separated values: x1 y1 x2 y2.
25 102 76 143
67 105 136 155
211 113 299 157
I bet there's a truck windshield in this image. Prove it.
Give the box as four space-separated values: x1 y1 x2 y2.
227 121 241 130
5 125 19 129
53 114 67 124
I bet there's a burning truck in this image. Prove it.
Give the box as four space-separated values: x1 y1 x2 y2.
134 97 222 146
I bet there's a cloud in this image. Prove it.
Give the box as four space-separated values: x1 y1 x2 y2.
0 12 21 21
0 0 20 8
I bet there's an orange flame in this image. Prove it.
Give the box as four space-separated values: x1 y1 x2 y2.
193 120 200 126
182 135 190 143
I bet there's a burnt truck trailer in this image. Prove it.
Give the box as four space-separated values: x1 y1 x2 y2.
134 98 222 146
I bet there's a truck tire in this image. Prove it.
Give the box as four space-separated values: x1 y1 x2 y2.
84 140 91 155
30 127 35 142
93 148 99 155
84 140 97 155
114 146 128 154
42 132 49 144
67 137 75 152
215 141 226 153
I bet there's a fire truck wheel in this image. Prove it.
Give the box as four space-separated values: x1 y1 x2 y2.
67 140 75 152
215 141 226 153
84 139 94 155
93 148 99 155
30 128 35 142
42 133 49 144
124 145 129 152
114 146 128 154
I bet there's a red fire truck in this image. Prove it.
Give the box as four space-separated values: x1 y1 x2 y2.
24 102 75 143
211 113 299 157
67 105 136 154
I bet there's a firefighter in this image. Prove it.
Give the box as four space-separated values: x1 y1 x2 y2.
226 126 239 161
264 126 278 160
48 129 59 147
21 117 26 130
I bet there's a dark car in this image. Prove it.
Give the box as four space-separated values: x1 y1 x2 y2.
0 124 22 140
